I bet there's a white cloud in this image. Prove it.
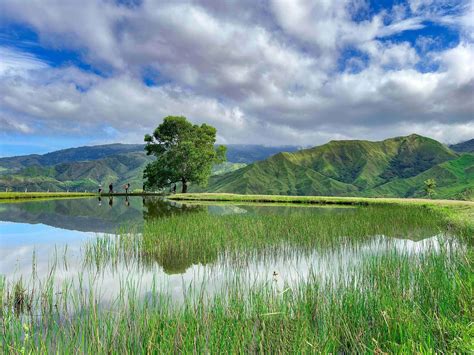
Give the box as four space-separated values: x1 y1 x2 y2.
0 0 472 146
0 46 48 76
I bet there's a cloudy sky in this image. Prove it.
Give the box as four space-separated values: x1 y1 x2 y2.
0 0 473 156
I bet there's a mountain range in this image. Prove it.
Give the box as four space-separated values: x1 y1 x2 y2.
198 135 474 200
0 144 300 192
1 135 472 200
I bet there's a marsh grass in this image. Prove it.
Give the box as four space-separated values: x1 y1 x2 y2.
1 246 471 353
1 204 472 353
0 192 95 201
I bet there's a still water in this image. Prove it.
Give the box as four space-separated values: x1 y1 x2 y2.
0 197 448 305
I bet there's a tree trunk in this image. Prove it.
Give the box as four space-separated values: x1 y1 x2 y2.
181 178 188 193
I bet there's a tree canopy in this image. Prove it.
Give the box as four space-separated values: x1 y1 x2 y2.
143 116 226 193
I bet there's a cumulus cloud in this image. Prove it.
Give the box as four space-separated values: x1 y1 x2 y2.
0 0 472 145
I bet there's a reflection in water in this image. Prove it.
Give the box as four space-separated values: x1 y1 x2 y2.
0 234 455 307
0 197 456 308
0 197 356 235
0 197 355 272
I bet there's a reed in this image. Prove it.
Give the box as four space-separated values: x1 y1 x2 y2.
1 204 471 353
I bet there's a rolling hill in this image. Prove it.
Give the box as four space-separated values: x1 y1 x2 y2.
1 135 471 199
200 134 474 200
0 144 299 192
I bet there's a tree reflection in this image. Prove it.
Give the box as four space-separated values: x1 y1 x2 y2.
142 197 205 220
141 198 214 273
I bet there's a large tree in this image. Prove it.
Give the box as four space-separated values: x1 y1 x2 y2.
143 116 226 193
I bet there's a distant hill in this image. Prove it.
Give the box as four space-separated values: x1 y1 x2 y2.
217 144 301 163
198 134 473 200
2 136 471 200
0 144 145 171
0 144 299 192
450 139 474 153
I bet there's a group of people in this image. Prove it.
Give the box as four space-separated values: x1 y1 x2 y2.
98 182 131 194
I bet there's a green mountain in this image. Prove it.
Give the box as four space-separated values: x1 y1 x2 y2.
0 144 145 170
200 134 473 200
450 139 474 153
2 135 471 199
0 144 298 192
0 151 153 192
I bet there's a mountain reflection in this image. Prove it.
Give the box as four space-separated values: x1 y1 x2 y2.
0 197 205 234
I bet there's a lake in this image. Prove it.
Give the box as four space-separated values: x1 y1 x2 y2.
0 196 454 306
2 196 469 353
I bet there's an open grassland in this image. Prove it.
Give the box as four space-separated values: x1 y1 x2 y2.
2 204 473 353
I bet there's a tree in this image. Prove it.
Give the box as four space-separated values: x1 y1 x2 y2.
424 178 436 198
143 116 226 193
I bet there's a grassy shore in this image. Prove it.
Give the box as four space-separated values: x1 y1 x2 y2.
0 191 169 201
169 192 474 206
0 191 96 201
170 193 474 235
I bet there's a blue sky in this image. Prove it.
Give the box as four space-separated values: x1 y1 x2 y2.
0 0 473 156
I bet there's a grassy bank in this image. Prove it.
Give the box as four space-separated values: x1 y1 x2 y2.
0 192 96 201
169 192 473 206
0 192 169 201
170 193 474 235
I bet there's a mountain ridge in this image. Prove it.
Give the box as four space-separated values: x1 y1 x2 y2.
0 144 300 192
1 136 471 199
199 135 473 200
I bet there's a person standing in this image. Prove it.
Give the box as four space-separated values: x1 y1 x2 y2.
124 183 130 195
109 183 113 194
98 184 102 194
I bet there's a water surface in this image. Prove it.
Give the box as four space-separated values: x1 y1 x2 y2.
0 197 454 306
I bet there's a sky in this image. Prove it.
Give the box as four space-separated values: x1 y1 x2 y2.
0 0 473 156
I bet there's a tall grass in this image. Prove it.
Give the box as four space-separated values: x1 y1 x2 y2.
1 246 471 353
1 205 472 352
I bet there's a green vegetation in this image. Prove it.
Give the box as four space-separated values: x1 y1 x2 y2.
424 178 437 198
1 135 472 199
202 134 473 200
144 116 226 193
211 161 247 175
0 151 154 192
0 144 287 192
365 154 474 200
1 204 472 352
0 192 95 200
170 193 474 235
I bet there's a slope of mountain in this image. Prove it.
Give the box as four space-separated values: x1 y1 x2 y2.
0 144 145 171
202 135 472 200
0 144 298 192
1 135 470 199
450 139 474 153
218 144 301 163
364 154 474 200
0 151 153 192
